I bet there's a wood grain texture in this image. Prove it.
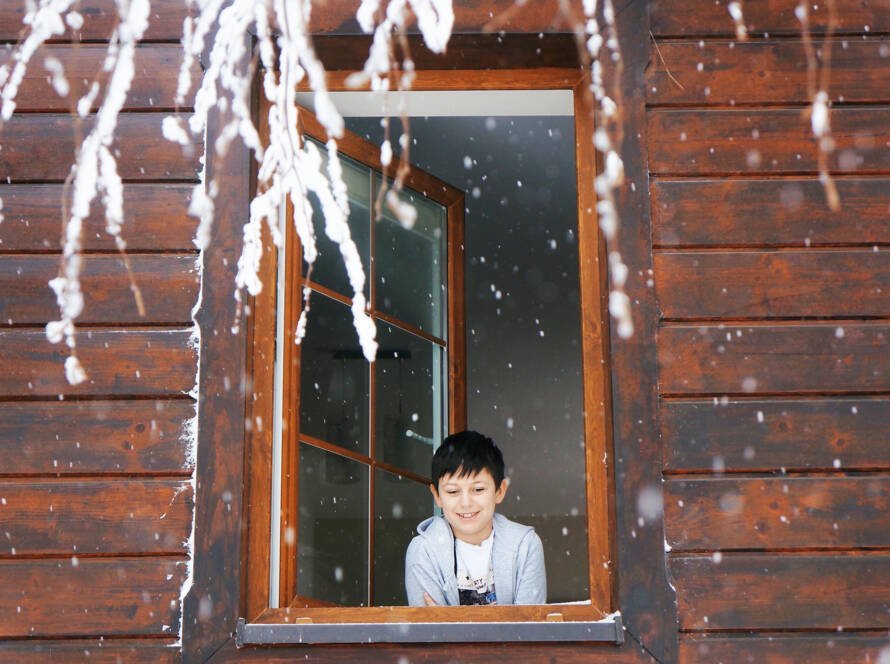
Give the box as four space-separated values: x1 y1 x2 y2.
0 479 192 555
321 67 585 92
0 400 194 475
0 0 190 41
0 328 197 397
680 634 890 664
648 108 890 175
647 39 890 106
662 398 890 472
0 183 197 252
649 0 890 36
575 75 616 614
665 477 890 550
654 250 890 319
0 44 197 112
0 557 187 637
210 638 657 663
310 2 568 34
651 178 890 247
313 33 580 71
241 205 278 620
607 2 678 660
658 324 890 395
181 31 251 662
0 254 198 325
255 604 607 624
671 553 890 630
0 639 179 664
0 114 201 183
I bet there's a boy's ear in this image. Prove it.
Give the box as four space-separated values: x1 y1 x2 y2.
495 477 509 504
429 483 443 508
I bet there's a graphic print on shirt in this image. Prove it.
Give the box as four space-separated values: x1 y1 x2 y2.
455 535 497 605
457 564 497 605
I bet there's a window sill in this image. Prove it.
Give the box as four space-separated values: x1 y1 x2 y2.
235 613 623 645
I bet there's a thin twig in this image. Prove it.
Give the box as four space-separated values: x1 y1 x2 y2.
649 30 684 90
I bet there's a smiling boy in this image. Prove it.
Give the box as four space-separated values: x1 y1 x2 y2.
405 430 547 606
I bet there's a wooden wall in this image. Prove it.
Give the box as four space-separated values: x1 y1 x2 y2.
4 0 890 662
0 2 197 661
648 2 890 661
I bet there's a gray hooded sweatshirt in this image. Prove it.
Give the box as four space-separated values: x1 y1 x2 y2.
405 512 547 606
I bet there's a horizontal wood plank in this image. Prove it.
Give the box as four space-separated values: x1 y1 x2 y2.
0 184 197 252
648 108 890 175
0 254 199 325
310 2 566 34
651 178 890 247
0 557 186 637
680 634 890 664
665 477 890 550
0 114 201 183
649 0 890 36
654 250 890 319
648 39 890 106
211 639 653 663
671 553 890 630
658 324 890 395
0 478 192 555
0 328 197 397
0 0 189 41
0 400 194 475
0 639 178 663
662 398 890 472
0 44 197 112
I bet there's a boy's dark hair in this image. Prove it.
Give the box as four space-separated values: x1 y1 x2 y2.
431 430 505 489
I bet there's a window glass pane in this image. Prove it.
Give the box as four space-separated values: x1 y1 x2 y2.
297 443 369 606
304 143 371 300
299 293 369 455
375 182 446 337
373 470 434 606
374 321 443 477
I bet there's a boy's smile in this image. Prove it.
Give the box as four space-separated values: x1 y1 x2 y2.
430 468 508 545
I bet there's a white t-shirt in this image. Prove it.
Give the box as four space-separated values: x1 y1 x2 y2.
455 532 497 605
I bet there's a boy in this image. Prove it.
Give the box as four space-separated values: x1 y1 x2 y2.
405 430 546 606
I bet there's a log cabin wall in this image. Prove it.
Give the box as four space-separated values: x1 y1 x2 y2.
2 0 890 661
648 2 890 661
0 2 199 661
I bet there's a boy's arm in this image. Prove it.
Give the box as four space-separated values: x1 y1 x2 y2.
405 538 449 606
513 530 547 605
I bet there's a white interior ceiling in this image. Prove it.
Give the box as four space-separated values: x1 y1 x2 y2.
294 90 573 117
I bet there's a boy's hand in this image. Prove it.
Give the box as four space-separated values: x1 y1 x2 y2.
423 592 438 606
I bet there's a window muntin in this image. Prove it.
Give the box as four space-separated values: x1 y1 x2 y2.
279 127 463 608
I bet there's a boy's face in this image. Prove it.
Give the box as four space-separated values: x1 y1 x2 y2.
430 468 508 545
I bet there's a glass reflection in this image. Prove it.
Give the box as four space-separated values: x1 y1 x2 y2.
373 470 434 605
375 182 446 337
304 143 371 300
374 321 443 477
297 443 369 606
299 293 369 455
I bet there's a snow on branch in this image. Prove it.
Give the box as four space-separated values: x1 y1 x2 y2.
1 0 650 382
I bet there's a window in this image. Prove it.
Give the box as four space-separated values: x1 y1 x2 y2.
240 69 619 643
276 110 466 609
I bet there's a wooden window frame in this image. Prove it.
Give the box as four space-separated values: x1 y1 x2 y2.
279 108 467 608
239 67 617 641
